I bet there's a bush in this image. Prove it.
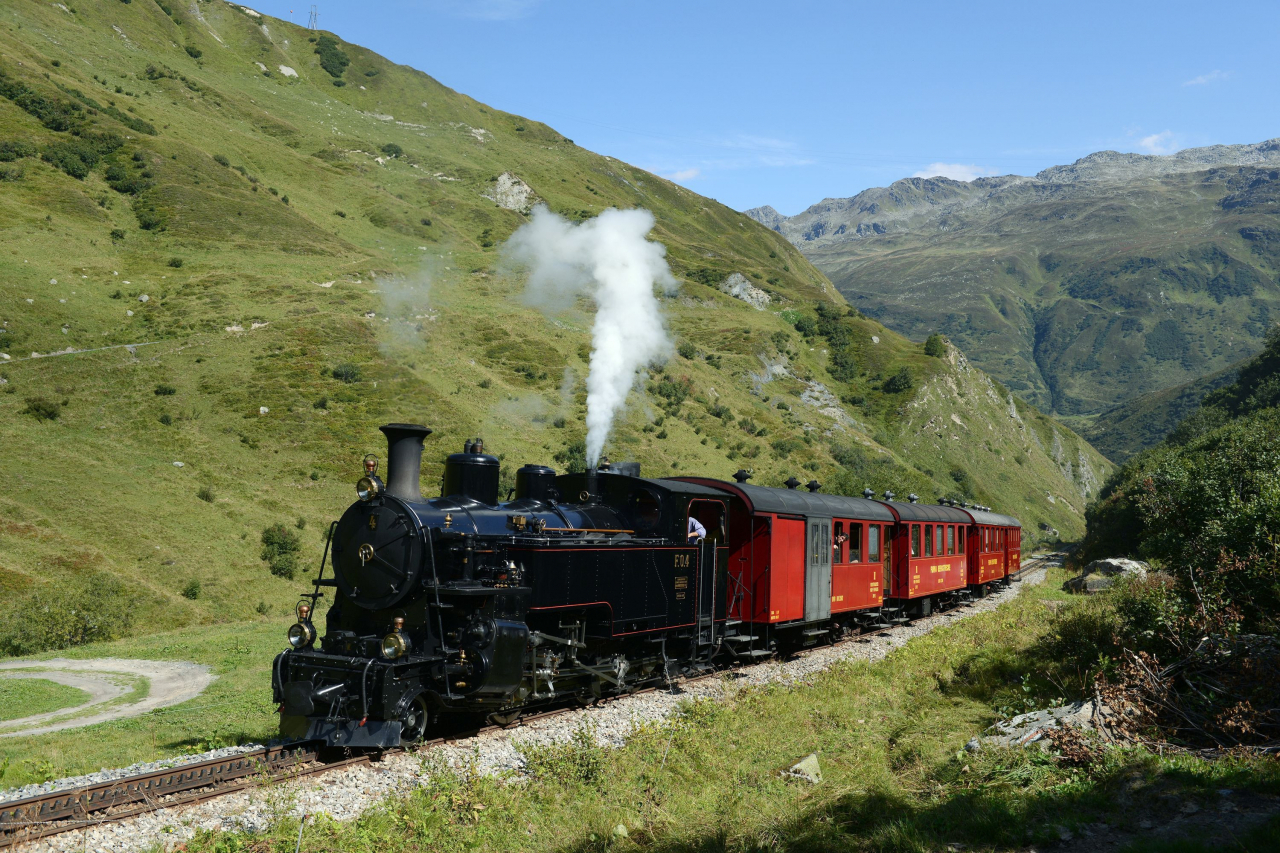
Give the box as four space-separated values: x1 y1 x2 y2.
154 383 176 395
197 485 215 503
315 35 350 78
882 367 914 394
261 523 303 580
213 153 229 167
158 413 173 425
22 397 61 420
334 209 346 218
331 362 361 383
793 315 817 337
0 573 136 655
110 228 126 241
184 45 202 59
167 257 183 268
181 580 201 600
313 396 328 409
0 140 35 161
296 517 307 530
677 341 697 360
380 142 403 158
924 333 947 357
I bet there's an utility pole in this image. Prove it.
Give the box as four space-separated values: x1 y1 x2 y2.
308 5 318 29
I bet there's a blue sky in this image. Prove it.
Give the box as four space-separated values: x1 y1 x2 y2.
251 0 1278 215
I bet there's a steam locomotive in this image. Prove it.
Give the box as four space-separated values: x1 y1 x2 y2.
273 424 1021 748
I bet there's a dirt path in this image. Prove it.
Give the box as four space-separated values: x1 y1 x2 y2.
0 659 215 738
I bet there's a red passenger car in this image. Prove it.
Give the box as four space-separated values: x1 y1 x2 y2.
876 500 974 616
964 508 1022 589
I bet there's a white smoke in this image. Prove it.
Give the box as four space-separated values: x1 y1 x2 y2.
505 205 676 466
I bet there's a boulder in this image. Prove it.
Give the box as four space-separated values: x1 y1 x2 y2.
783 752 822 783
719 273 771 310
1063 557 1149 593
983 700 1096 748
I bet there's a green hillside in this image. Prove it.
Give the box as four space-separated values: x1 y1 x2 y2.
0 0 1108 650
754 147 1280 420
1079 356 1244 463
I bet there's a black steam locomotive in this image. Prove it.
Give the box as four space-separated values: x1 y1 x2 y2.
273 423 1021 748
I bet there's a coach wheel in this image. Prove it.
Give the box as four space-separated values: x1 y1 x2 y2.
400 693 431 743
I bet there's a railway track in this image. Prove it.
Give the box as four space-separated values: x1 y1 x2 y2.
0 553 1060 850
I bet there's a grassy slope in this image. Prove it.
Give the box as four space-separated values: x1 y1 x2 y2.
0 0 1107 648
1079 356 1245 463
794 172 1280 419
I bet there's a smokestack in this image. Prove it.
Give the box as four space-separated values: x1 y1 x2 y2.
380 423 432 502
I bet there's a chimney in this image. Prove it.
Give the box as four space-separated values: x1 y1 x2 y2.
806 480 821 493
379 423 432 502
863 488 875 499
908 494 919 503
733 469 751 484
883 490 895 501
784 476 801 490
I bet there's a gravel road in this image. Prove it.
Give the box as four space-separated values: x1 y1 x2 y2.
11 560 1052 853
0 659 215 739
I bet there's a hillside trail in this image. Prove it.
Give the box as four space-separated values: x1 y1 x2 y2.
0 659 214 738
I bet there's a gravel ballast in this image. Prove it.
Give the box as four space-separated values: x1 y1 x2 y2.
10 561 1051 853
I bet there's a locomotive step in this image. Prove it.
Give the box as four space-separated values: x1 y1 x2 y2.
734 649 774 659
802 628 830 637
721 633 759 644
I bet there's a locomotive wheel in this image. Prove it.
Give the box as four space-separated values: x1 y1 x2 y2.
401 693 431 743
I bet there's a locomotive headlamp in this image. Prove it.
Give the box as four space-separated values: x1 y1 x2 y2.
381 632 408 659
287 621 316 649
356 476 380 501
381 617 409 659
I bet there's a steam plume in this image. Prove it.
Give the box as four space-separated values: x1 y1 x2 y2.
505 205 675 466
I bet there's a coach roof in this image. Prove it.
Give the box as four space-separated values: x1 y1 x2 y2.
965 507 1022 528
668 478 896 521
876 501 974 523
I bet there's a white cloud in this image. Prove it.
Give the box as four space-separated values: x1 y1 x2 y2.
1137 131 1178 155
910 163 1000 182
663 168 701 182
1183 69 1230 86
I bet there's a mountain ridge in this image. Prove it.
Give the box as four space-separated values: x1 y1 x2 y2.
747 139 1280 419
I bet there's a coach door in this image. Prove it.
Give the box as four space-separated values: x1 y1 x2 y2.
804 517 833 622
689 499 727 647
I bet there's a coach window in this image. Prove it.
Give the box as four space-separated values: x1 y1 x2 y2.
947 525 955 555
957 527 965 554
849 522 863 562
911 524 921 558
868 524 880 563
924 524 933 557
833 521 845 564
936 525 944 556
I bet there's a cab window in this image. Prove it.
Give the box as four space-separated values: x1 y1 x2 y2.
849 523 863 562
935 525 944 556
924 524 933 557
957 527 965 554
868 524 880 563
833 521 845 563
911 524 921 558
947 525 955 555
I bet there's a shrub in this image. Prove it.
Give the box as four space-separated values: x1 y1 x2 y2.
184 45 202 59
883 367 914 393
334 209 346 218
332 79 346 87
309 471 320 481
280 195 289 205
0 140 35 161
771 437 803 457
256 600 271 615
331 362 361 383
676 341 697 360
104 162 151 194
261 523 302 580
167 257 183 268
213 153 229 166
313 396 328 409
552 417 566 429
110 228 126 241
154 383 176 395
793 315 817 337
158 413 173 425
314 35 350 78
0 165 22 182
0 572 136 655
420 217 431 226
22 397 61 420
295 517 307 530
380 142 403 158
181 580 201 600
197 485 215 503
553 439 587 474
924 333 947 358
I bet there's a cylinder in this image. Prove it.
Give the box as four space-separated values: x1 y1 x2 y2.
443 439 500 505
515 464 556 502
379 423 432 502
